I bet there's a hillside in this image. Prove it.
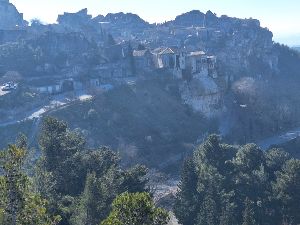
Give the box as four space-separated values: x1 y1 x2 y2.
1 2 300 225
1 0 300 170
49 78 216 171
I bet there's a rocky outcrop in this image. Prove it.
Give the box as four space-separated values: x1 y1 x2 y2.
94 12 152 41
57 8 92 31
56 9 104 42
180 77 224 117
56 9 151 42
0 0 27 29
102 12 150 29
170 10 206 27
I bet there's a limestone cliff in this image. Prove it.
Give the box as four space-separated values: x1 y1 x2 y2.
180 77 224 117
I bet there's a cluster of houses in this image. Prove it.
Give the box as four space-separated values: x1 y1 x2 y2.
27 46 218 95
133 47 218 79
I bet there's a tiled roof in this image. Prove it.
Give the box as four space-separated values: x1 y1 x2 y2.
159 47 175 55
152 47 176 55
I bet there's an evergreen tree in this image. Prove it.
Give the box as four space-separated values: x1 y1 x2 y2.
219 199 237 225
38 117 85 196
174 159 199 225
0 144 60 225
197 191 218 225
174 135 298 225
101 192 169 225
273 159 300 224
0 145 27 225
242 198 256 225
121 165 149 193
71 173 99 225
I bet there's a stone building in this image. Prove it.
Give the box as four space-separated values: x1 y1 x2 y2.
152 47 176 69
186 51 218 79
133 49 154 72
152 47 187 78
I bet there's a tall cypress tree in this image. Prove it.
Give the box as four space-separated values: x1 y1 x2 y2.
174 159 199 225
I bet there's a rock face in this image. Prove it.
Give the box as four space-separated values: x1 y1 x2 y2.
56 9 104 42
94 12 152 41
171 10 206 27
57 8 93 31
102 12 150 29
180 77 224 117
0 0 27 29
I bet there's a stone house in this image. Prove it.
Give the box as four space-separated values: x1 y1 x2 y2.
186 51 207 78
151 47 187 78
133 49 154 71
186 51 218 79
152 47 176 69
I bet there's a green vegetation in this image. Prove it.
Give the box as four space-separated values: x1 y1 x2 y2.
272 137 300 158
1 117 152 225
36 117 149 225
2 118 300 225
0 139 60 225
50 78 216 171
101 192 169 225
174 134 300 225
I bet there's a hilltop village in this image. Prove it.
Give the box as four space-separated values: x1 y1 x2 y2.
1 0 300 147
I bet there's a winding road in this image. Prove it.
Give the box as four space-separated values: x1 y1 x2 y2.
0 91 93 128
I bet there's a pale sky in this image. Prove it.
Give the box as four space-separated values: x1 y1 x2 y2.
10 0 300 46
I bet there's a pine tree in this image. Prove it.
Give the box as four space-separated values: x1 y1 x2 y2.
273 159 300 223
0 144 60 225
174 159 199 225
242 198 256 225
219 199 237 225
1 145 27 225
197 185 218 225
38 117 86 196
101 192 169 225
71 173 99 225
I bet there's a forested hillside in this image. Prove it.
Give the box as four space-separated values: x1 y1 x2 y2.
1 118 300 225
174 135 300 225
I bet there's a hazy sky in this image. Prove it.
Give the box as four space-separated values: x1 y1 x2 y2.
10 0 300 45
